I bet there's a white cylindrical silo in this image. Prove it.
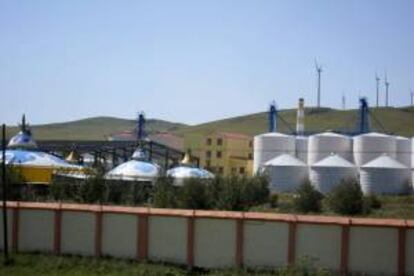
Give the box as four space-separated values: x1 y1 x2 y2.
396 136 411 168
353 132 397 167
360 155 411 195
264 154 308 193
253 132 296 173
310 154 358 194
295 136 308 164
308 132 353 165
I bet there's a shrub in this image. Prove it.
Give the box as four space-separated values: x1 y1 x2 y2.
293 179 323 213
365 195 382 209
152 176 177 208
79 173 106 204
326 178 365 215
178 178 210 210
0 166 25 200
269 194 279 208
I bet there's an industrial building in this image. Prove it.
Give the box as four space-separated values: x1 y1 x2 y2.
258 98 414 195
184 132 253 176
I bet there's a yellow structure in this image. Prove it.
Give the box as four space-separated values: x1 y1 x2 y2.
184 132 253 176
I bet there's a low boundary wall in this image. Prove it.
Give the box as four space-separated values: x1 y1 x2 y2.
1 201 413 275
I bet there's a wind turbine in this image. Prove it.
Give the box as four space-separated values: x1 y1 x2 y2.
384 71 390 107
375 73 380 107
410 89 413 107
315 59 323 108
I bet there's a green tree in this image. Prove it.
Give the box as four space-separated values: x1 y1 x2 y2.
294 179 324 213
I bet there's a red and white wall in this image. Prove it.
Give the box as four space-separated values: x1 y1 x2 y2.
1 201 413 275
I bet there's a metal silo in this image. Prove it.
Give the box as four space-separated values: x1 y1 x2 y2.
263 154 308 193
308 132 353 165
310 154 358 194
360 155 411 195
253 132 296 173
353 132 396 167
295 136 308 164
396 136 411 168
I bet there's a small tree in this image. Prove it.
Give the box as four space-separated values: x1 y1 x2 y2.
79 172 106 204
293 179 323 213
326 178 365 215
178 178 210 210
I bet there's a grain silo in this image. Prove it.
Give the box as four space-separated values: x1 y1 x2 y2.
253 132 296 173
295 136 308 164
310 154 358 194
264 154 308 193
353 132 396 167
360 155 411 195
308 132 353 165
396 136 411 168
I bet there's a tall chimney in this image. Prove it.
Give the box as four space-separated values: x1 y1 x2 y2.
296 98 305 135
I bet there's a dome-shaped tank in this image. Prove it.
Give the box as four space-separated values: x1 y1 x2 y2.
166 153 214 186
396 136 411 168
295 136 308 164
310 154 358 193
253 132 296 173
308 132 352 165
8 131 37 149
105 148 160 182
360 155 411 195
264 154 308 193
353 132 396 167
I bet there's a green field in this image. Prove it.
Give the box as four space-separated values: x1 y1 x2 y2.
5 106 414 141
0 253 331 276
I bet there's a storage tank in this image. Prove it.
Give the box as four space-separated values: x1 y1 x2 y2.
310 154 358 194
295 136 308 164
360 155 411 195
396 136 411 168
263 154 308 193
253 132 296 173
308 132 352 165
353 132 396 167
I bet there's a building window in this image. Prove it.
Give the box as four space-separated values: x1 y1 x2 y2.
206 151 211 159
216 151 222 158
231 167 237 174
206 138 212 145
248 153 253 160
218 167 224 174
249 140 253 148
206 160 211 168
217 138 223 146
239 167 245 174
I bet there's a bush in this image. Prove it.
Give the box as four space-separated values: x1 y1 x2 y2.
326 178 365 215
269 194 279 208
178 178 210 210
152 176 177 208
294 179 323 213
79 173 106 204
365 195 382 210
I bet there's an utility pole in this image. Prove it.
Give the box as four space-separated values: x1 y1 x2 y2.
411 89 413 107
342 93 346 110
375 73 380 107
315 60 323 108
2 124 10 264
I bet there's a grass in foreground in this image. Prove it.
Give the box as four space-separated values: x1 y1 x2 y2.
0 253 333 276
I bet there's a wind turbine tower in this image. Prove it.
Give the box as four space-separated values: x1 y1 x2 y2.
411 89 413 107
315 60 323 108
342 93 346 110
384 72 390 107
375 73 380 107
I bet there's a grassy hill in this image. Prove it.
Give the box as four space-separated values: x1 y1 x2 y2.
6 116 186 140
174 106 414 138
5 107 414 141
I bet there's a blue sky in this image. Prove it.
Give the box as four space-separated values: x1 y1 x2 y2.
0 0 413 125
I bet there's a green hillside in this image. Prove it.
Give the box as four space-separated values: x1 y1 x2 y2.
6 116 186 141
174 107 414 138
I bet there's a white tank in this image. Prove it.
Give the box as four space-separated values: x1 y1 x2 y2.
308 132 352 165
295 136 308 164
264 154 308 193
353 132 396 167
396 136 411 168
360 155 411 195
253 132 296 173
310 154 358 194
